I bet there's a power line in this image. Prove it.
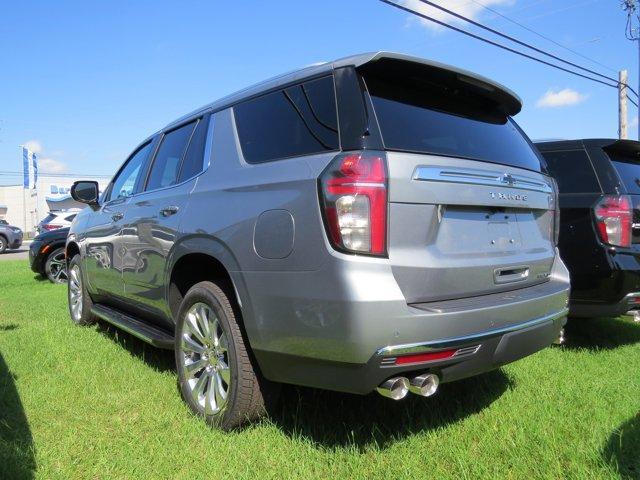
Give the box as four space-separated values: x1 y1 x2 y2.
380 0 620 91
0 171 111 178
406 0 637 97
468 0 617 73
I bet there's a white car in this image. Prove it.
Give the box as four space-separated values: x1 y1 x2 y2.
37 210 80 234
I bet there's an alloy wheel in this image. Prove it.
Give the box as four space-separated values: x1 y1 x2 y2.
68 265 83 321
47 250 68 283
179 302 231 416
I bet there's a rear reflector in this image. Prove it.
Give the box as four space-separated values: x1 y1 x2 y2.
394 349 457 365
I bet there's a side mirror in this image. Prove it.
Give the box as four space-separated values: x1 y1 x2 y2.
71 181 100 208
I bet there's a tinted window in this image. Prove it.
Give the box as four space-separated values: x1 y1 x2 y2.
609 155 640 194
64 214 77 222
178 117 209 182
40 213 57 224
234 76 339 163
110 142 153 201
540 150 600 194
146 122 196 191
363 71 544 172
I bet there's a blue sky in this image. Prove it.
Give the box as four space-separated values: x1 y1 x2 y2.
0 0 636 184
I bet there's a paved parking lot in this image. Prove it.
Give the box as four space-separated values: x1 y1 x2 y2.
0 241 31 261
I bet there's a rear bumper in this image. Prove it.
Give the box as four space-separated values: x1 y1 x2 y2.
570 292 640 318
569 249 640 317
249 251 570 394
256 308 566 394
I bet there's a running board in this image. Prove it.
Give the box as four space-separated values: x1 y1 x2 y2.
91 304 175 349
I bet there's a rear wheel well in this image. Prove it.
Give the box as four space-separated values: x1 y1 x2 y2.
169 253 237 320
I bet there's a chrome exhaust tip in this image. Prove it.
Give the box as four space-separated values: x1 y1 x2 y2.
554 327 566 345
376 377 410 400
409 373 439 397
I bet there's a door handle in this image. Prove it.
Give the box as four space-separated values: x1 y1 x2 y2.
160 206 179 217
111 212 124 222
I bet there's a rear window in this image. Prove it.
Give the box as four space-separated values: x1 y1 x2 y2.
609 153 640 194
234 76 339 163
362 69 544 172
540 150 600 194
40 213 57 224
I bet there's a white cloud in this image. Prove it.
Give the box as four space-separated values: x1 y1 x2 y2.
23 139 42 154
536 88 588 108
22 139 68 173
402 0 514 32
38 157 67 174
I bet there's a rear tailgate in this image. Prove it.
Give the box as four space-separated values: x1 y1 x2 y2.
359 57 556 303
387 154 555 303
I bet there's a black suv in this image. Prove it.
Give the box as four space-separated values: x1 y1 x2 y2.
536 139 640 319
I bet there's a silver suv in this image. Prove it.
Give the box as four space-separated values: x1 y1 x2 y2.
67 52 570 430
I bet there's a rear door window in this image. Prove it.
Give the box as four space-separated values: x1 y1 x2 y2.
608 154 640 194
178 117 209 182
146 121 196 191
234 76 339 163
541 150 601 194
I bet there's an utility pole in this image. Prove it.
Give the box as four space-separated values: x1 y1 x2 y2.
622 0 640 139
620 70 629 139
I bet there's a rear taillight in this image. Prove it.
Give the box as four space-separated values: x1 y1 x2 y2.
319 152 388 256
42 224 61 231
594 195 632 248
549 178 560 246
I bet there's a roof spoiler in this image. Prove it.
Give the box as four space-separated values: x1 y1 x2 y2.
343 52 523 116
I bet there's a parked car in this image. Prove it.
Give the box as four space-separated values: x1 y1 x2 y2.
37 210 79 234
536 139 640 320
29 227 70 283
0 221 23 254
67 52 570 430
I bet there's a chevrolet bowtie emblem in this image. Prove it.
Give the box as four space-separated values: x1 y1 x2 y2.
501 173 515 186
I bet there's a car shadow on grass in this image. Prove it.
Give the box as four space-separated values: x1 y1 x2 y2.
563 316 640 351
0 353 35 479
269 369 513 451
95 321 175 373
602 413 640 479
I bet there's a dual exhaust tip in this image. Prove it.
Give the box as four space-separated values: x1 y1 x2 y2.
376 373 439 400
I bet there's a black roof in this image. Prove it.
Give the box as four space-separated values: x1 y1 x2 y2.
534 138 640 154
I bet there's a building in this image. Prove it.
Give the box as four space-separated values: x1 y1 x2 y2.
0 175 108 234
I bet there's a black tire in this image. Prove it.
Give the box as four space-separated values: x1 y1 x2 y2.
45 247 68 283
0 236 7 254
175 281 278 430
67 254 97 326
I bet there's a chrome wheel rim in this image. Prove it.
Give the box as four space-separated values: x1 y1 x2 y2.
179 302 230 416
68 265 83 321
48 251 68 283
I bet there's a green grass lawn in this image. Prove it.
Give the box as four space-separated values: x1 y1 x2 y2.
0 259 639 479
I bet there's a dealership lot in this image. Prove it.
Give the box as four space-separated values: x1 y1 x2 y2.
0 259 638 479
0 242 31 262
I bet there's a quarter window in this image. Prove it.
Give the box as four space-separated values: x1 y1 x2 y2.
146 122 196 191
234 76 339 163
109 141 153 201
540 150 600 194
